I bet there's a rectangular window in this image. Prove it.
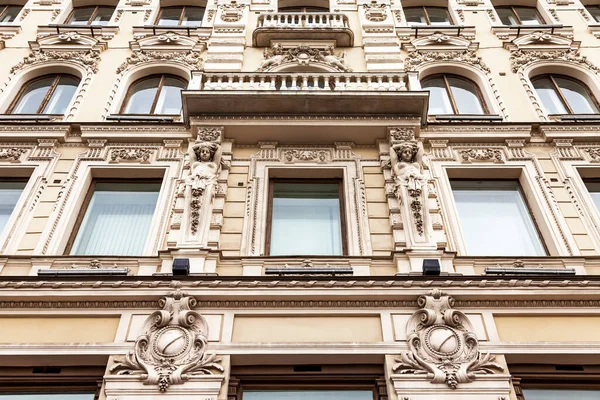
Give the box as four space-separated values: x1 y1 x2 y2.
267 180 345 256
243 391 374 400
584 180 600 211
68 180 161 256
0 180 26 235
450 180 546 256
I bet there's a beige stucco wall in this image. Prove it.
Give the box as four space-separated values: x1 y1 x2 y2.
0 316 120 343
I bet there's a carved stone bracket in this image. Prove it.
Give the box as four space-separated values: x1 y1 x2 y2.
110 292 223 391
393 289 504 389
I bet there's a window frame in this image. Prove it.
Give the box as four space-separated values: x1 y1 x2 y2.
531 74 600 115
6 74 80 115
119 74 187 116
421 73 490 115
449 178 548 257
65 5 115 25
495 5 544 25
403 6 453 25
154 5 205 26
586 4 600 22
64 178 163 256
0 4 22 23
265 178 348 256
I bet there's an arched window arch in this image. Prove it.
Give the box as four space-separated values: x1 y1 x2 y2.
121 74 187 115
421 74 487 115
532 74 599 115
66 5 115 25
7 74 80 115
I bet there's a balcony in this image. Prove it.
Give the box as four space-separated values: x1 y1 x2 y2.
253 12 354 47
182 71 428 143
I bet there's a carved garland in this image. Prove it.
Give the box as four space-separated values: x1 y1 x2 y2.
393 289 504 388
363 1 388 22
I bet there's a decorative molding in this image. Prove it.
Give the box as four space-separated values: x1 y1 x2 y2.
109 147 154 163
219 0 244 22
362 1 388 22
404 50 489 73
196 127 223 142
509 49 600 74
116 50 203 74
258 43 352 72
0 147 28 163
393 289 504 388
110 293 223 391
10 50 100 74
282 149 329 163
458 148 504 163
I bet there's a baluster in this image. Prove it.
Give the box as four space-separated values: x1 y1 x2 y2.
270 76 277 90
345 76 351 90
312 76 319 90
205 76 213 90
324 76 330 90
291 76 298 90
249 76 256 90
301 76 309 91
259 76 266 90
281 76 288 90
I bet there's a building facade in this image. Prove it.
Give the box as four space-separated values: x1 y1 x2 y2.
0 0 599 398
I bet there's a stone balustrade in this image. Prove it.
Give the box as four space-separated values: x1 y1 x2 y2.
257 12 350 30
195 72 410 92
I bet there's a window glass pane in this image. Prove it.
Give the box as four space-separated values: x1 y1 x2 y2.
533 77 569 114
157 7 183 25
243 391 374 400
425 7 451 24
584 180 600 211
422 78 454 114
71 182 161 256
554 76 599 114
154 77 185 114
43 76 79 115
586 5 600 22
12 77 56 114
514 6 543 25
451 180 546 256
91 6 115 25
0 5 23 23
447 77 485 114
0 395 95 400
182 6 204 26
0 181 26 235
69 6 96 24
270 182 343 256
522 389 600 400
496 7 519 25
404 7 427 25
123 77 160 114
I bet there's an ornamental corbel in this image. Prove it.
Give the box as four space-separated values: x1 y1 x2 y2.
393 289 504 389
110 292 223 391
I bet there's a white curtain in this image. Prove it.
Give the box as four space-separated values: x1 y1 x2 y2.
71 184 160 256
243 391 374 400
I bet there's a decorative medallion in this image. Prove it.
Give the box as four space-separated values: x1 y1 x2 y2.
393 289 504 389
363 1 387 22
110 293 223 391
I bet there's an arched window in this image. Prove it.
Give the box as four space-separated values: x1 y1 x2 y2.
7 74 80 115
121 74 187 115
421 74 487 115
0 4 23 23
155 6 205 26
532 74 599 115
495 6 544 26
66 5 115 25
403 6 452 25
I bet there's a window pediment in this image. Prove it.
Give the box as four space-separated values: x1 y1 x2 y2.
504 30 576 51
31 31 108 52
130 31 206 52
403 32 477 52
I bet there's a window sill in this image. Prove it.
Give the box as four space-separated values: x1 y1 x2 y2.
429 114 503 122
588 23 600 38
37 24 119 40
106 114 177 122
132 25 212 40
0 114 59 121
396 25 475 41
491 24 573 40
549 113 600 122
0 23 21 39
37 267 130 276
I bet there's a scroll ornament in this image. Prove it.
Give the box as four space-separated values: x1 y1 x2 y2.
110 293 223 391
393 289 504 389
